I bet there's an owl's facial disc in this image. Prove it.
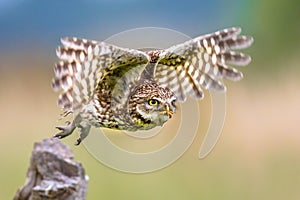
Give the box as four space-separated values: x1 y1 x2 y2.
136 96 176 126
128 81 177 128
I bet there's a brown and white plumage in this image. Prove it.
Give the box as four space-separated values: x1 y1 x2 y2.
52 27 253 145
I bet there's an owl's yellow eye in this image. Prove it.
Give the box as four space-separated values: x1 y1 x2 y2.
148 99 159 106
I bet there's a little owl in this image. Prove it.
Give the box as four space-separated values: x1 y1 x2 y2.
52 27 253 145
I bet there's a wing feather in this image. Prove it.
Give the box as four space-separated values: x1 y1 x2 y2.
52 37 149 111
155 27 253 102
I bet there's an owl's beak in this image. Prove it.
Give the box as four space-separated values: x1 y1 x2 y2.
165 104 173 118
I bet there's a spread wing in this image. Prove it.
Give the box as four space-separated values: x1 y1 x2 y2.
52 37 150 111
155 27 253 102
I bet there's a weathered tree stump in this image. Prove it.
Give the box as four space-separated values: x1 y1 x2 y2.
14 138 88 200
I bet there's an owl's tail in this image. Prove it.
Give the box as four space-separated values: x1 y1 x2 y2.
52 38 103 112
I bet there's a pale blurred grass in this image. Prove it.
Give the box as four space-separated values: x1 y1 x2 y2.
0 55 300 199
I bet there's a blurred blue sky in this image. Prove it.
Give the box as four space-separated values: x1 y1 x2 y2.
0 0 252 50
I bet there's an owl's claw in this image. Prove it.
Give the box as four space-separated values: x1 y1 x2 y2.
54 120 76 139
74 138 82 146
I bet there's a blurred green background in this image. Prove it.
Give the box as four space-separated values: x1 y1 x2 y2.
1 0 300 199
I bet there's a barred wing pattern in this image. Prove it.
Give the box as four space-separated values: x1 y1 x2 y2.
52 27 253 113
155 27 253 102
52 38 149 112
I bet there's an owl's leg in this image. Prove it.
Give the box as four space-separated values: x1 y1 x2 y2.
55 114 91 145
75 123 91 145
55 120 76 139
54 114 82 139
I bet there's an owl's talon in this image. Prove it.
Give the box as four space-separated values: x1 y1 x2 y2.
74 138 81 146
54 133 63 139
54 121 76 139
55 126 64 131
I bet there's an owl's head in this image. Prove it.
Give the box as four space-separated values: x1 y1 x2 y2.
129 81 177 129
